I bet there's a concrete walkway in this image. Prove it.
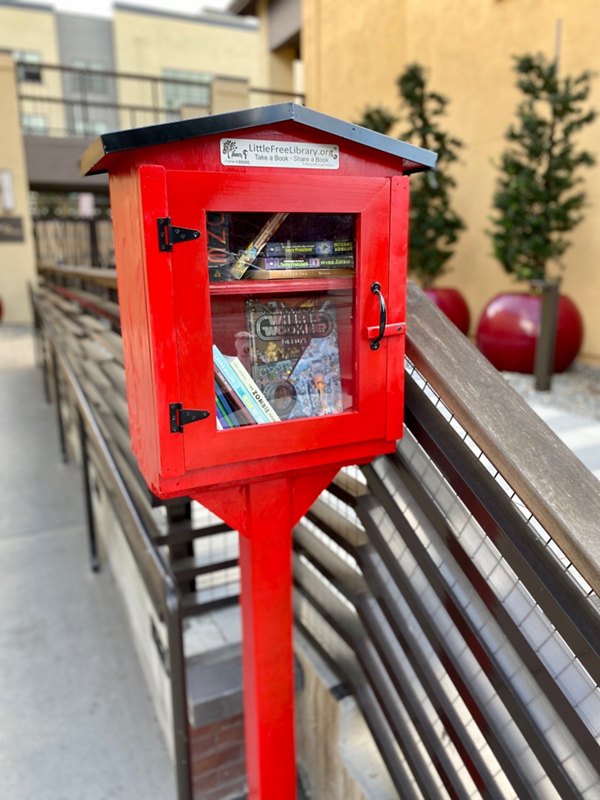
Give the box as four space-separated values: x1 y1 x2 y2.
529 402 600 480
0 329 175 800
504 365 600 481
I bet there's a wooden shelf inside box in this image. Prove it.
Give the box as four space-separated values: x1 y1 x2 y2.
209 277 354 296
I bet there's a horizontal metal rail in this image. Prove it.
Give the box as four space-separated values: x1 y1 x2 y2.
38 264 117 288
17 61 305 136
16 60 302 97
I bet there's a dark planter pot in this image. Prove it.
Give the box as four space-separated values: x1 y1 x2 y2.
423 287 471 335
475 291 584 373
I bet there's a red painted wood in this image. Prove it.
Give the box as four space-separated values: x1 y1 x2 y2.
109 169 163 482
386 176 409 442
238 481 296 800
193 468 337 800
365 322 406 339
158 171 397 484
100 121 417 181
209 276 354 296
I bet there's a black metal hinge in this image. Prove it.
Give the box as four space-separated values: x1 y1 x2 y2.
157 217 200 251
169 403 209 433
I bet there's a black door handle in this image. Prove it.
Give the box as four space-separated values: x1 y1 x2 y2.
370 282 387 350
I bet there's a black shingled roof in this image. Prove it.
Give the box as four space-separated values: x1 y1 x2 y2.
81 102 437 176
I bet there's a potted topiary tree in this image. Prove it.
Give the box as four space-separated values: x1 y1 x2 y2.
358 63 469 333
476 53 595 374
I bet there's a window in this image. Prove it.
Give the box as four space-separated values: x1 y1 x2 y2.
14 51 42 83
21 114 48 134
71 118 110 137
163 68 211 111
68 60 108 96
208 211 356 426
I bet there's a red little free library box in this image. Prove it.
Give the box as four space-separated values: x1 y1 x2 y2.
81 104 436 500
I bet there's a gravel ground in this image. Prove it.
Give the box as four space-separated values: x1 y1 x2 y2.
503 361 600 420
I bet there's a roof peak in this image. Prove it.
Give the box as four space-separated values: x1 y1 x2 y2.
81 102 437 176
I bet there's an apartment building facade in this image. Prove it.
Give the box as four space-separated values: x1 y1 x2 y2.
0 0 300 321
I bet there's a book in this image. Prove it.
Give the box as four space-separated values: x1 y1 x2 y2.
227 354 280 423
207 212 233 282
245 267 355 281
245 296 343 419
256 255 355 270
230 212 289 280
215 376 242 427
214 392 233 428
213 344 280 424
215 369 257 427
265 240 354 257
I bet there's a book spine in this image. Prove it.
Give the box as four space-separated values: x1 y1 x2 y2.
227 356 281 423
257 255 355 269
246 267 355 280
215 379 240 427
214 393 233 428
213 345 269 423
215 370 256 426
266 240 354 257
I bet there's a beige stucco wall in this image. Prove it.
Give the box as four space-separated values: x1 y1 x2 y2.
0 5 64 134
303 0 600 362
0 53 36 323
0 5 60 62
0 6 62 323
113 7 294 120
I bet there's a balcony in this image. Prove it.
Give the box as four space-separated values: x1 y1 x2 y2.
16 61 304 192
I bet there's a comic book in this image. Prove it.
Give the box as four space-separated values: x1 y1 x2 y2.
245 295 343 420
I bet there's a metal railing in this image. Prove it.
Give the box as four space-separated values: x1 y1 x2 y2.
295 285 600 799
31 291 194 800
34 266 600 799
34 216 115 269
17 62 304 137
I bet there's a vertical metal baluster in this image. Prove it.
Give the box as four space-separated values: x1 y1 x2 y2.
78 408 99 572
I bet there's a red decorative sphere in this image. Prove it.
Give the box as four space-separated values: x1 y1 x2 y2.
423 287 471 335
475 292 584 373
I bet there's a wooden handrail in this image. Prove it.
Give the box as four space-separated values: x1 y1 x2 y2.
405 281 600 593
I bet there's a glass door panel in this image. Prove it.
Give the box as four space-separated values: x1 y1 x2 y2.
208 211 356 428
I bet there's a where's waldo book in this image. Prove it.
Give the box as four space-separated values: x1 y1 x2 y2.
245 296 343 420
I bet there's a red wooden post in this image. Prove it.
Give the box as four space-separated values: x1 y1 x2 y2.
195 468 337 799
239 478 296 799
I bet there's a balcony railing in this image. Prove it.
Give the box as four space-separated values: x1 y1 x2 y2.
17 61 304 138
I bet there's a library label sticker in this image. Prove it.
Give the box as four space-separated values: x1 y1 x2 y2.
220 138 339 169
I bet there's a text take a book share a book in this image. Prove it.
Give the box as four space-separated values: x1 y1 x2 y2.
245 296 344 421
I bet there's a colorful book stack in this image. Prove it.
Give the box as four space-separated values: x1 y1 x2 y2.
246 239 355 280
213 344 280 427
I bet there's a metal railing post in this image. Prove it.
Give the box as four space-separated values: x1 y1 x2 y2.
51 345 69 462
78 407 100 572
165 588 193 800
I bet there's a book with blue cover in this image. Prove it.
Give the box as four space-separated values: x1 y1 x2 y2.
213 344 280 425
